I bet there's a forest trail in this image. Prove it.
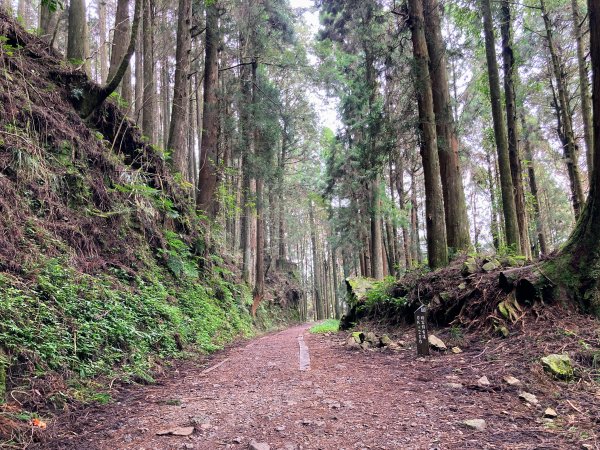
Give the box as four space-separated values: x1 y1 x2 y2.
38 324 586 450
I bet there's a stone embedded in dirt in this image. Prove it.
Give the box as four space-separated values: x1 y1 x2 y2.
360 342 371 350
346 336 360 350
543 407 557 418
428 334 447 351
380 334 392 346
365 331 379 346
463 419 486 431
477 376 490 386
503 375 521 386
445 382 464 389
451 347 462 354
275 425 286 432
351 331 364 343
518 391 539 405
540 354 574 380
482 259 500 272
248 439 270 450
461 258 479 276
156 426 195 436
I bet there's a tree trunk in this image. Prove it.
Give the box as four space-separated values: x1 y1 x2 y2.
39 2 59 46
395 155 412 267
309 200 322 320
196 1 219 215
407 0 448 269
98 0 108 83
521 115 549 256
423 0 470 252
67 0 91 76
572 0 593 172
554 0 600 316
168 0 191 178
142 0 155 142
252 176 265 316
481 0 520 251
486 149 501 251
541 0 585 218
109 0 132 104
500 0 530 258
370 177 384 279
135 22 144 125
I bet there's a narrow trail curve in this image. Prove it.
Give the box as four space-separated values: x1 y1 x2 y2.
41 325 578 450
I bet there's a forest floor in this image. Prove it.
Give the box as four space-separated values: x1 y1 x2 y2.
35 312 600 450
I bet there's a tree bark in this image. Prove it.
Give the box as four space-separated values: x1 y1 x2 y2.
407 0 448 269
39 2 59 46
76 0 141 118
141 0 155 142
572 0 593 173
98 0 108 83
541 0 585 218
109 0 132 106
168 0 192 178
309 200 323 320
252 176 265 316
196 1 219 215
521 115 548 256
67 0 91 76
500 0 530 258
555 0 600 316
423 0 470 252
370 177 384 278
481 0 520 251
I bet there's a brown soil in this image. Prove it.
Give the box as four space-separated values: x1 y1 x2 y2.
36 311 599 450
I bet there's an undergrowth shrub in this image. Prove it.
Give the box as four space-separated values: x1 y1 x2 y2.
0 258 253 384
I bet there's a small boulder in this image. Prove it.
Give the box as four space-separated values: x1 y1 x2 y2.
346 336 360 350
360 342 371 350
518 391 539 405
482 261 498 272
380 334 392 346
461 258 479 276
503 375 521 386
365 332 379 346
477 376 490 386
463 419 486 431
351 331 364 344
541 354 573 380
543 407 558 418
248 440 270 450
428 334 447 351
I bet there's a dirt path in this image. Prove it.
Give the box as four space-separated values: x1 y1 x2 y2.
40 324 589 450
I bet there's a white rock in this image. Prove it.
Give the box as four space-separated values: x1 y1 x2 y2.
477 376 490 386
463 419 486 431
518 391 539 405
543 407 557 418
428 334 447 351
503 375 521 386
451 346 462 354
248 440 270 450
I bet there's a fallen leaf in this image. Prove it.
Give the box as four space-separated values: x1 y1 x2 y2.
31 418 47 430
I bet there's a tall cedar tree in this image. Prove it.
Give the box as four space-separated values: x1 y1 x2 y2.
500 0 530 257
168 0 192 177
556 0 600 315
197 1 220 216
481 0 520 251
407 0 448 269
423 0 471 252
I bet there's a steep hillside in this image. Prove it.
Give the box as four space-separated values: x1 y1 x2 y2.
0 10 300 444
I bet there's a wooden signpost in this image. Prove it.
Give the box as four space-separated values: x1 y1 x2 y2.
414 305 429 356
